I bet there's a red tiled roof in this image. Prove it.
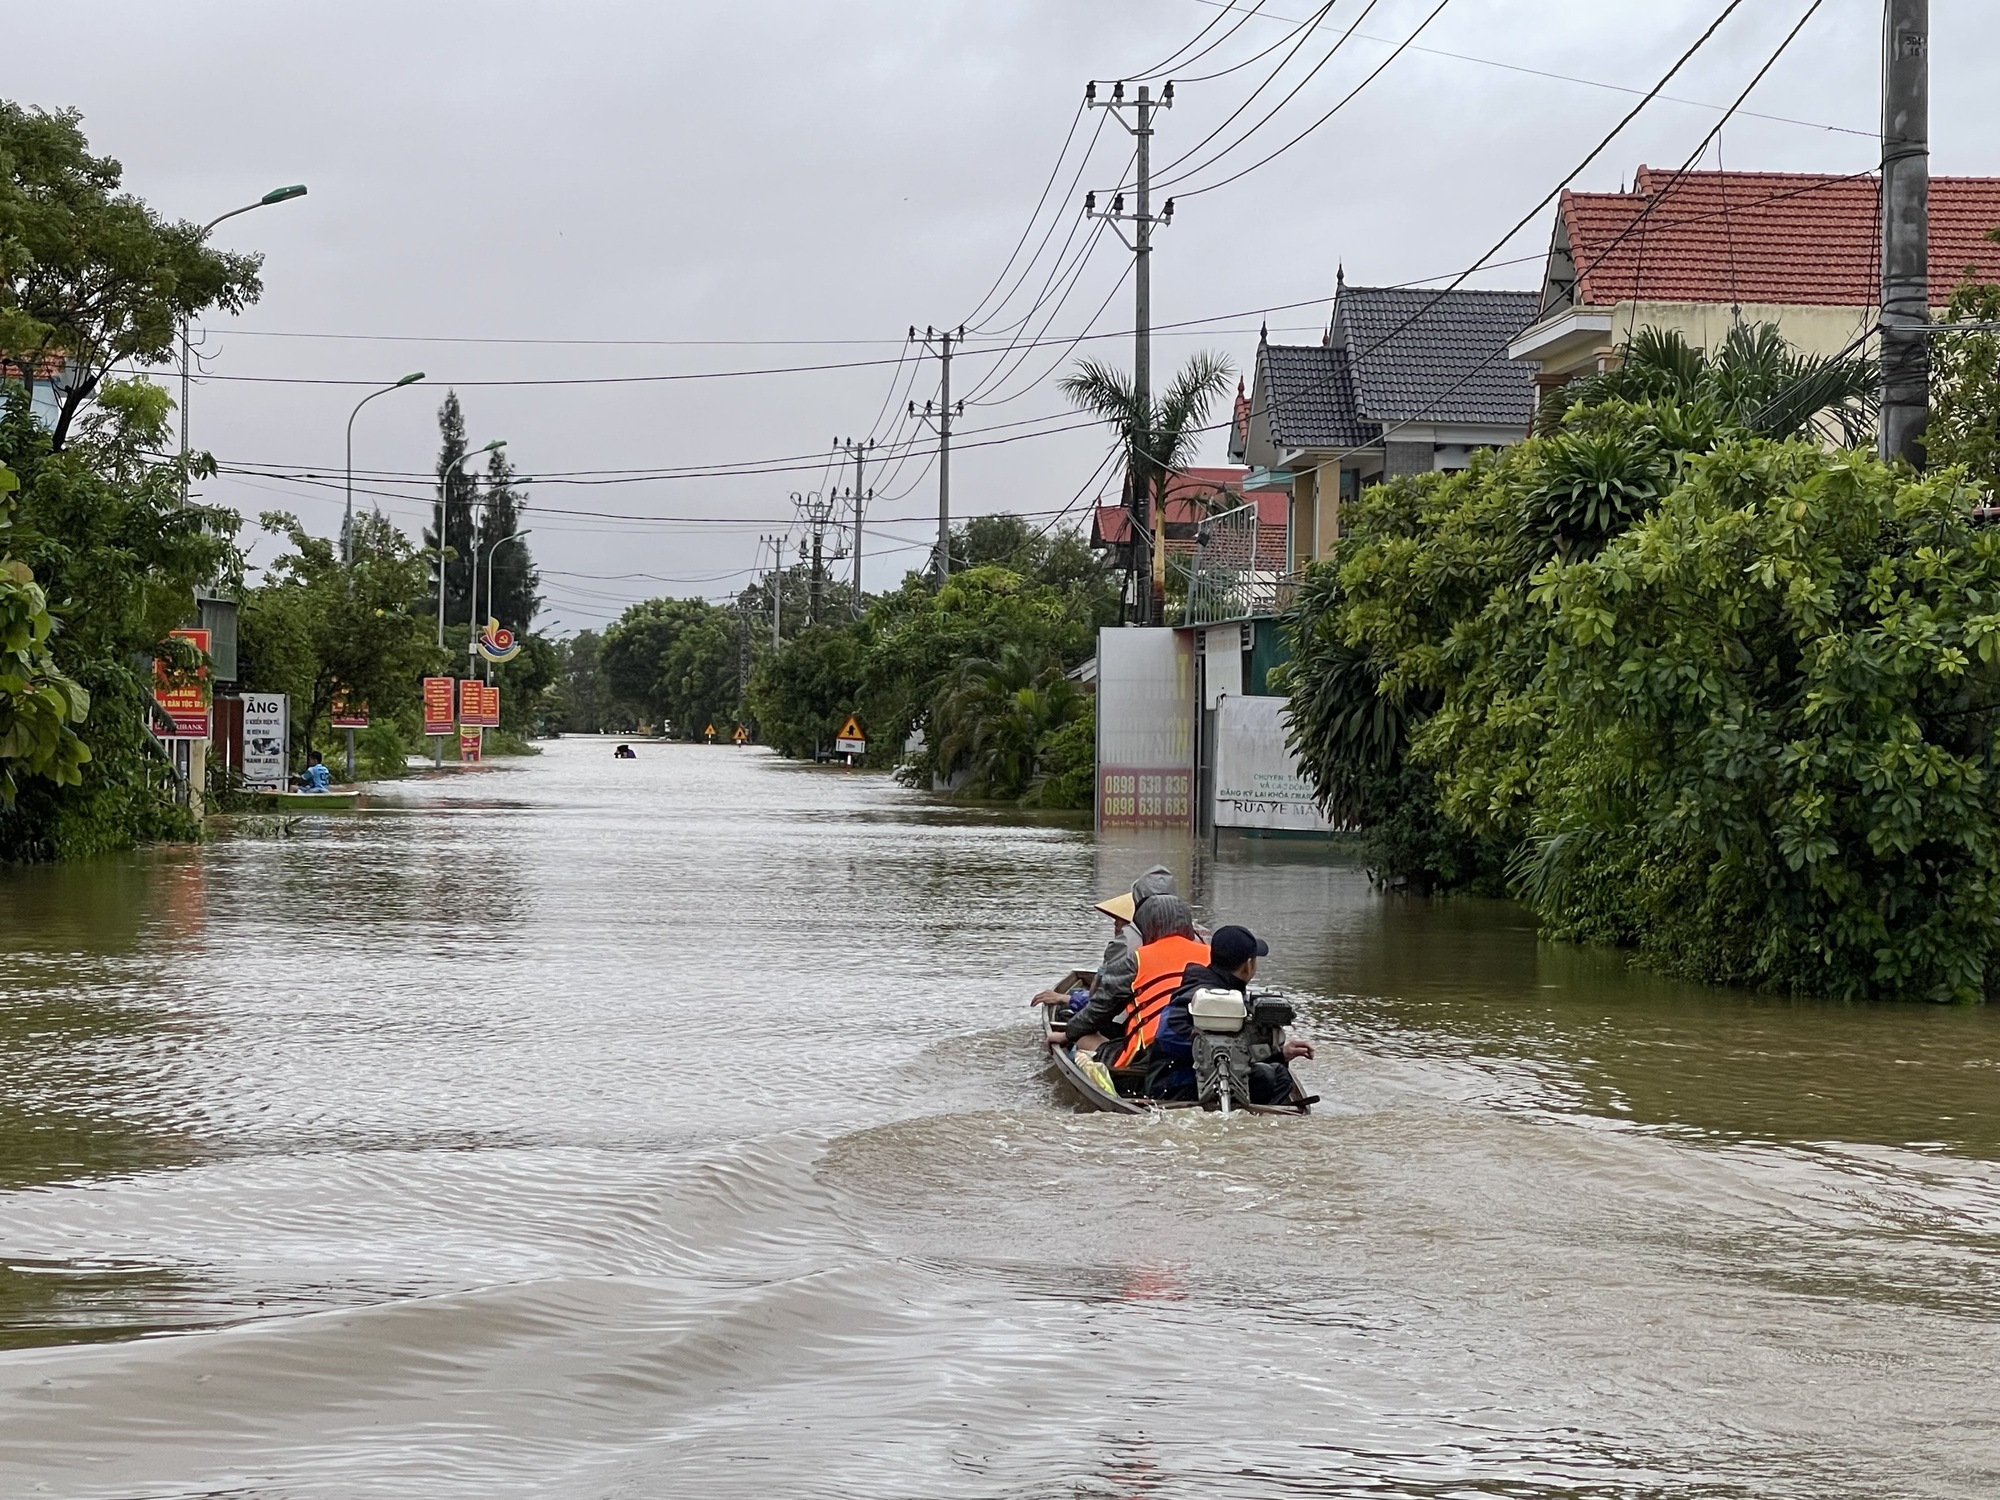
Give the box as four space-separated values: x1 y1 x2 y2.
1091 467 1283 546
1562 168 2000 309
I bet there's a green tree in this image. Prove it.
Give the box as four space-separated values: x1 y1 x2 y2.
600 597 740 737
237 511 435 766
930 641 1089 801
746 621 863 757
0 102 263 452
0 378 236 860
1929 263 2000 494
1538 323 1877 445
550 628 625 733
423 391 479 634
1059 351 1233 622
0 460 88 808
473 445 539 634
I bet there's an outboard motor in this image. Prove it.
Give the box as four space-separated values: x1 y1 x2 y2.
1188 987 1250 1113
1189 987 1297 1113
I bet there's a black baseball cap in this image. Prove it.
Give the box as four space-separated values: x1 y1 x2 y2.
1210 925 1269 971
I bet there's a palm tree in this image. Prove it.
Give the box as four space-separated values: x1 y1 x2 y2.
931 643 1087 800
1060 351 1233 625
1538 322 1877 445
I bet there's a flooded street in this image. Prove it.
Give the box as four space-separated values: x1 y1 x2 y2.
3 739 1998 1498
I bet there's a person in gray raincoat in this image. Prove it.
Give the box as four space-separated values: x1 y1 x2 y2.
1060 864 1179 1045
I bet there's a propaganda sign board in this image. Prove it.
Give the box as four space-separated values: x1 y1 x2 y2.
422 677 456 736
458 679 500 729
1211 694 1340 833
241 694 288 789
459 726 483 763
154 627 212 739
330 691 369 730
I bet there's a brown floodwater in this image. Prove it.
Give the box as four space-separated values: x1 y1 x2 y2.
1 738 1996 1497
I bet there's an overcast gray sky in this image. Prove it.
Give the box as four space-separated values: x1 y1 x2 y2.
18 1 1997 632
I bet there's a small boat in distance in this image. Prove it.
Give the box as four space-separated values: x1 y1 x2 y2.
1036 970 1312 1116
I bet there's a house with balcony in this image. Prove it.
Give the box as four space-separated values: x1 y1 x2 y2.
1231 277 1541 568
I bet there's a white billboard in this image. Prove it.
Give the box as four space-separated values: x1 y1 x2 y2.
1095 627 1194 832
241 694 288 789
1212 693 1339 833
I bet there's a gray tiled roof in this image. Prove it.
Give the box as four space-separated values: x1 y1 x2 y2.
1259 341 1376 450
1338 286 1542 427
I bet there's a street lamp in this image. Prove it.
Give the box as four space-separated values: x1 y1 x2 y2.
473 529 532 680
344 372 425 562
181 184 308 505
436 439 506 647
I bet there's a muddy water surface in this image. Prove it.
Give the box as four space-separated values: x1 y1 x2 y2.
2 739 1997 1497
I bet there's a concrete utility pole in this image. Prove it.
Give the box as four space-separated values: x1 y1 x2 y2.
1880 0 1931 467
840 437 874 609
1087 79 1174 624
911 326 964 586
795 490 836 625
766 535 784 649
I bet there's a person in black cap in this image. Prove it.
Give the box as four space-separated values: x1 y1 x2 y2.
1150 924 1313 1103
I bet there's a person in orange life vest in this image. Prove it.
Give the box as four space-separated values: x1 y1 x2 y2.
1099 895 1209 1073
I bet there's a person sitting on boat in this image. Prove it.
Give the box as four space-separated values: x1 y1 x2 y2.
294 750 332 793
1149 924 1314 1103
1101 895 1210 1077
1054 865 1180 1047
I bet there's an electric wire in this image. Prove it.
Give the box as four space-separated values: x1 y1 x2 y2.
1160 0 1458 198
1116 0 1254 82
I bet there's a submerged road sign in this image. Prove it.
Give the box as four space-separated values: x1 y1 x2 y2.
834 715 866 757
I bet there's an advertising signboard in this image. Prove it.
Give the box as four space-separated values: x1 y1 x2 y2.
1095 627 1195 831
458 726 483 763
423 677 456 736
240 694 288 789
1212 694 1341 833
458 679 500 728
330 691 369 729
154 627 212 739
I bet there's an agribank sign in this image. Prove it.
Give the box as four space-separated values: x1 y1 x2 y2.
1095 627 1194 832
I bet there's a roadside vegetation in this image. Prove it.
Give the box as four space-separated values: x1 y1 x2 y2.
1282 310 2000 1002
567 513 1113 807
0 102 554 859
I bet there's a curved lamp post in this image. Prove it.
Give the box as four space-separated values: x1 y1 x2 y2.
344 372 425 562
474 529 532 679
436 439 506 647
181 184 308 505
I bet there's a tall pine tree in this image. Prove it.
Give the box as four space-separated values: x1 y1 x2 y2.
474 445 539 633
422 391 478 643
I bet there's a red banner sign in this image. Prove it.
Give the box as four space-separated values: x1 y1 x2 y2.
422 676 456 736
459 726 483 763
154 627 211 739
458 679 500 729
330 690 369 730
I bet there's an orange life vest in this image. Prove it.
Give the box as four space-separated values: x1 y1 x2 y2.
1115 934 1210 1068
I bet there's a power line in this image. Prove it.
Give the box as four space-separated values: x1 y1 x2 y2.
1188 0 1869 137
1162 0 1459 199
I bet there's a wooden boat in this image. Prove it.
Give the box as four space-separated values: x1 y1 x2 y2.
1036 970 1312 1115
253 789 362 812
